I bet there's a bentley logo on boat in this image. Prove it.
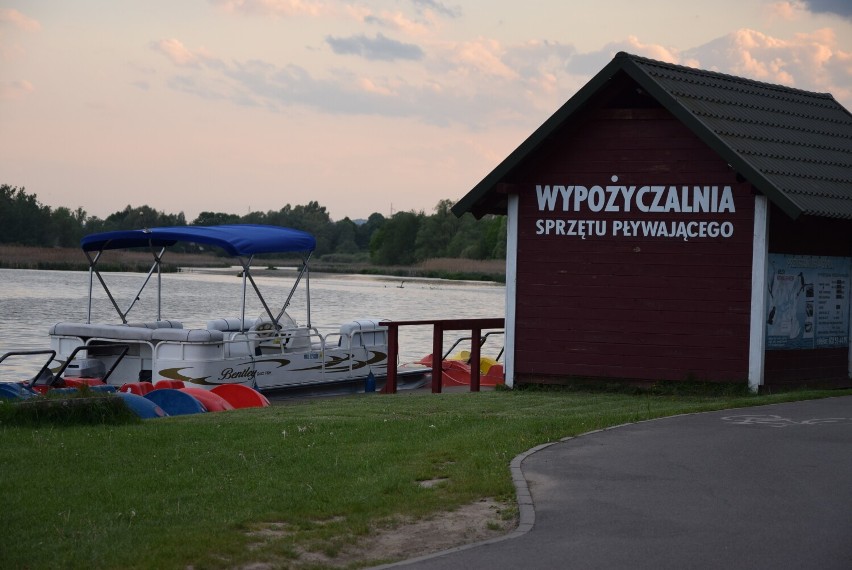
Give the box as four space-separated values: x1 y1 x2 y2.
219 366 271 381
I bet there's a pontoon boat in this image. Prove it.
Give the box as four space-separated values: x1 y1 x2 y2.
48 225 426 394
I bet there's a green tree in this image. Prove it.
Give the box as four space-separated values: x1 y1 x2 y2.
275 201 334 255
481 215 507 259
192 211 241 226
240 210 269 225
332 218 359 254
446 213 486 259
370 211 423 265
0 184 52 246
356 213 385 250
104 205 184 231
414 199 460 260
0 184 508 266
49 206 87 247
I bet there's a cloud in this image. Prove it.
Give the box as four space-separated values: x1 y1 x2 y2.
152 39 200 67
766 2 804 21
767 1 852 22
154 39 505 127
410 0 461 19
502 40 577 95
210 0 327 17
566 37 681 76
800 0 852 20
0 79 34 100
0 9 39 89
448 38 517 79
326 33 424 61
0 8 41 31
684 28 851 95
152 24 852 133
557 29 850 108
151 39 222 69
361 10 434 36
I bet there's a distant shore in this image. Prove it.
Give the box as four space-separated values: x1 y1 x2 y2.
0 245 506 283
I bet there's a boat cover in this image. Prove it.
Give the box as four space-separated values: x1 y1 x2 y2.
80 225 316 256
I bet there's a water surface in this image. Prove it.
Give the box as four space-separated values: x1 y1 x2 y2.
0 268 504 381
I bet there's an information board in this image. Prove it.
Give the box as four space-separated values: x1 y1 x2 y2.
766 254 851 350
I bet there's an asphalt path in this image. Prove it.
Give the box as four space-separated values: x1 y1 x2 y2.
381 396 852 570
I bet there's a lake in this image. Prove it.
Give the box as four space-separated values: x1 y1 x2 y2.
0 267 505 381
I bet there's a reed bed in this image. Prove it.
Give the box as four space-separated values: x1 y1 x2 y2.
0 246 284 272
0 247 505 281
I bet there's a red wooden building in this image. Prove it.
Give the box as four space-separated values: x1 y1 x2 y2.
453 52 852 392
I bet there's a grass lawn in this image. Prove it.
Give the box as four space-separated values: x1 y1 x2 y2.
1 386 848 569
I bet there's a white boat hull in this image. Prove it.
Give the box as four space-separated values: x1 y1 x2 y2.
48 318 419 393
156 346 388 390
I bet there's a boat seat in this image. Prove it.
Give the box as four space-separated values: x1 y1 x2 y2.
207 317 255 332
338 318 388 349
151 329 224 342
49 322 156 342
49 322 221 343
126 320 183 329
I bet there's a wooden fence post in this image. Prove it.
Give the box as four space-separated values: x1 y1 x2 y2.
431 322 443 393
383 323 398 394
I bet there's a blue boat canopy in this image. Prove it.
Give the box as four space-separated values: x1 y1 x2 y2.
81 225 317 256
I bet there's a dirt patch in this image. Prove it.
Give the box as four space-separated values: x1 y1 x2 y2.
239 499 517 569
353 498 516 566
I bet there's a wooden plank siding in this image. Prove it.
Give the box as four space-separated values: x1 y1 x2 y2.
508 104 755 384
764 206 852 387
453 56 852 389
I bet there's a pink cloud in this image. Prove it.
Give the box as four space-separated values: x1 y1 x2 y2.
151 39 220 68
1 79 34 100
210 0 328 17
358 9 435 37
449 38 517 80
684 28 852 107
765 2 804 22
619 36 681 64
0 8 41 32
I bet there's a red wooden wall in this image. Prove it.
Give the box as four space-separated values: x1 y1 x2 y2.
507 88 755 384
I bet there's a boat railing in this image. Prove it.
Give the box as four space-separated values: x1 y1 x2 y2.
245 327 386 378
47 344 130 388
441 330 505 362
0 349 56 385
249 326 321 352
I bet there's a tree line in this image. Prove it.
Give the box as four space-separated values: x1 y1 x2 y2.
0 184 505 265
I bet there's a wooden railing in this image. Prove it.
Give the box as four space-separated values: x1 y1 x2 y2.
382 318 504 394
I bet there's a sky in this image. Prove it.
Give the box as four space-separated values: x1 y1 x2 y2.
1 0 851 223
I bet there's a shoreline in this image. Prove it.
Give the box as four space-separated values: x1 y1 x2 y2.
0 244 506 283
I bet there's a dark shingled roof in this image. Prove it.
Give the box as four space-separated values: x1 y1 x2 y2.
454 51 852 220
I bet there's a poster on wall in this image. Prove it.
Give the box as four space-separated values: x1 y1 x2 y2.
766 254 851 350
